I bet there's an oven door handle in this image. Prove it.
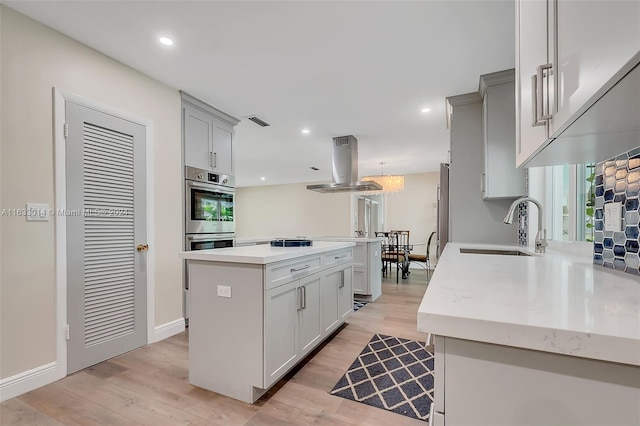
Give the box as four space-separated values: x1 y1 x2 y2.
186 234 236 242
186 180 235 195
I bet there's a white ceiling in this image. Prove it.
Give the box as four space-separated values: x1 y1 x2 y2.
6 0 515 187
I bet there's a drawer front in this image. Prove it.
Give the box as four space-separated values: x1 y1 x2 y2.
265 255 321 290
323 248 353 268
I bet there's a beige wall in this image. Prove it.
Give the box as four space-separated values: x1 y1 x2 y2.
236 172 440 262
236 183 351 237
385 172 439 259
0 7 183 379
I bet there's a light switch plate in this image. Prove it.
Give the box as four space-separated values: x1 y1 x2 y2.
26 203 50 221
217 285 232 298
604 202 622 232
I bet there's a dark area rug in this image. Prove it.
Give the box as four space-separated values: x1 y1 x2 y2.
329 333 434 422
353 300 368 312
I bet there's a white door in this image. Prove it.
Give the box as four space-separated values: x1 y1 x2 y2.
65 101 147 374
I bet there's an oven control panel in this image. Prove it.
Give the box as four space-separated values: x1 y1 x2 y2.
185 166 234 188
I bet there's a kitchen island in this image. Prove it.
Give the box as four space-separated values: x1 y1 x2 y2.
418 242 640 426
180 241 355 403
312 236 384 301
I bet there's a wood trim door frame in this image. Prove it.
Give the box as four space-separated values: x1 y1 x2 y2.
53 87 156 377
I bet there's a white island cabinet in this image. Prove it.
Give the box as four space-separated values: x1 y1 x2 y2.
313 237 383 301
419 242 640 426
180 241 354 403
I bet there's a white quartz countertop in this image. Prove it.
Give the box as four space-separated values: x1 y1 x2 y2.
311 236 385 242
418 242 640 366
180 241 355 265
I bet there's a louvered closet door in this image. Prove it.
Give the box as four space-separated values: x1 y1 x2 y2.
66 101 147 374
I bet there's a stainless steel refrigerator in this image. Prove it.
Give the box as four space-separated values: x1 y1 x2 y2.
437 163 449 258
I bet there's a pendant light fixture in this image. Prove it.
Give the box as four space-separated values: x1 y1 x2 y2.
361 162 405 193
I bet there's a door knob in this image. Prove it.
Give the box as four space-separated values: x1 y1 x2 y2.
136 244 149 252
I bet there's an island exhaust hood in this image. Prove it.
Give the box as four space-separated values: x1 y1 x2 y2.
307 135 383 193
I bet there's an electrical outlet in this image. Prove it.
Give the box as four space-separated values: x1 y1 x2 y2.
604 202 622 232
217 285 232 298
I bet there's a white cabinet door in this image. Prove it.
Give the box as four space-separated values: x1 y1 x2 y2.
212 121 234 176
353 266 367 295
481 71 526 199
264 281 298 388
184 105 214 171
338 265 353 320
516 0 550 167
320 268 340 334
551 0 640 135
298 274 322 356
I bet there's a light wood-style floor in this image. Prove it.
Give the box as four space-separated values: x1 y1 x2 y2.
2 268 431 425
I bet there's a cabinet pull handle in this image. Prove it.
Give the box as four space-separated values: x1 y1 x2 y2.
213 152 217 168
291 264 311 272
301 285 306 310
297 287 303 311
531 74 545 127
335 254 348 259
480 173 486 193
209 152 215 168
339 270 345 288
537 63 553 121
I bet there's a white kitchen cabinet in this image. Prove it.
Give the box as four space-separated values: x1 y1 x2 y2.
337 265 353 320
516 0 640 167
264 273 322 388
298 274 322 356
186 244 354 403
434 336 640 425
316 238 382 302
181 91 239 175
479 69 526 199
264 281 298 388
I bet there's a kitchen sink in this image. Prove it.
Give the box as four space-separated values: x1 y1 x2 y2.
459 248 532 256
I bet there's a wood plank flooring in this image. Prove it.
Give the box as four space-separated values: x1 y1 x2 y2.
1 269 430 425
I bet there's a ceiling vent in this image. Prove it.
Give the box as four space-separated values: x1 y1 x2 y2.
247 116 270 127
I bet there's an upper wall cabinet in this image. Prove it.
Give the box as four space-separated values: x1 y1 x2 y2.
181 92 240 176
516 0 640 167
479 69 526 199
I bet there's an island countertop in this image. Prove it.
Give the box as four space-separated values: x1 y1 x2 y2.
180 241 355 265
417 242 640 366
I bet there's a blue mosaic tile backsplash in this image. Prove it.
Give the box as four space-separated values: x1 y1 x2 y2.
593 146 640 275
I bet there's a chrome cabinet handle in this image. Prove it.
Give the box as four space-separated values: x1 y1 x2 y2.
301 285 306 310
531 74 545 127
339 270 345 288
213 152 217 168
335 254 348 260
297 287 303 311
291 264 311 272
209 152 214 168
537 63 553 121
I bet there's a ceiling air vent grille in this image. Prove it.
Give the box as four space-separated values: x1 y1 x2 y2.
334 136 351 147
247 116 270 127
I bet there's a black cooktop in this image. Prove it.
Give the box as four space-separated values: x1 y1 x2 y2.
270 239 313 247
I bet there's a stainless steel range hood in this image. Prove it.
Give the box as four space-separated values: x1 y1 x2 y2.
307 135 383 193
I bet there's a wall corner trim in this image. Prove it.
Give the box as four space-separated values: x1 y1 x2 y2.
153 318 186 343
0 362 63 402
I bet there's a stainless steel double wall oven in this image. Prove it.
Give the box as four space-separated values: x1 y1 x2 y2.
184 165 235 249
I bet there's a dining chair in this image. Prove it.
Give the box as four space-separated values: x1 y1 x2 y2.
408 231 436 281
377 231 404 283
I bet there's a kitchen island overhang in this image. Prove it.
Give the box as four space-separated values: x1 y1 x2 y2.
180 241 356 403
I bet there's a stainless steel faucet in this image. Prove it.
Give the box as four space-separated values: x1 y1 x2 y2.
504 196 547 253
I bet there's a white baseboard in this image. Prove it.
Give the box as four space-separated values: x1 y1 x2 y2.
0 362 62 402
153 318 185 343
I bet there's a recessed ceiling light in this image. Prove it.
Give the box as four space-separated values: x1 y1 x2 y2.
301 129 310 134
159 37 174 46
260 177 266 181
421 108 431 113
